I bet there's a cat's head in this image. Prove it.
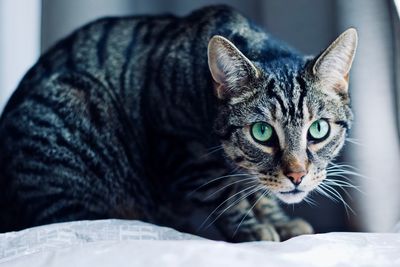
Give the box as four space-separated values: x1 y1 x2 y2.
208 29 357 204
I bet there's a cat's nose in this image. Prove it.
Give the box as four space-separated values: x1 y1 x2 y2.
285 171 307 186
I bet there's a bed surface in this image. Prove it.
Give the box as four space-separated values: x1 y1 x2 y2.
1 219 399 267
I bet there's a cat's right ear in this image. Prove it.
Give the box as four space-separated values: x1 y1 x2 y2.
208 35 259 101
312 28 358 96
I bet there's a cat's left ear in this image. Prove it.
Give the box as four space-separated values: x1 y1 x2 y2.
208 35 259 101
312 28 358 94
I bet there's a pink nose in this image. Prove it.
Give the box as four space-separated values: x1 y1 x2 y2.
286 171 307 186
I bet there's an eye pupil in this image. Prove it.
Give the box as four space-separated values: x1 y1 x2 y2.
308 119 329 141
251 122 273 143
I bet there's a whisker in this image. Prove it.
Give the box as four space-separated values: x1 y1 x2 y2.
203 186 264 230
326 173 354 182
327 162 361 172
233 188 269 236
319 183 355 216
324 177 361 190
229 164 243 174
328 170 368 180
326 164 368 180
205 177 258 200
346 138 363 146
197 184 259 231
327 162 369 180
206 144 223 151
188 173 253 196
315 186 335 201
198 184 262 231
317 184 352 218
324 176 368 200
324 177 357 186
303 194 318 207
324 180 354 199
200 146 224 158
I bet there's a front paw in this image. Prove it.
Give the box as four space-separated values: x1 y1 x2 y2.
275 218 314 241
231 223 280 242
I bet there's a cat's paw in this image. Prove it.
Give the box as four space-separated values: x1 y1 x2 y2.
231 223 280 242
275 218 314 241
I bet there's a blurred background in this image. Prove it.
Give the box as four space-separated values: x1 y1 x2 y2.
0 0 399 234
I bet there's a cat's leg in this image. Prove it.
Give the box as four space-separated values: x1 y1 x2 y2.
248 192 314 241
178 173 280 242
209 189 281 242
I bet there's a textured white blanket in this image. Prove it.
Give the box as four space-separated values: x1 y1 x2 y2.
1 220 399 267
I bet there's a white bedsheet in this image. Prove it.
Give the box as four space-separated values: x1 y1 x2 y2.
0 219 399 267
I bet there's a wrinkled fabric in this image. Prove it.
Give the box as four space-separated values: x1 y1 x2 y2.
1 220 399 267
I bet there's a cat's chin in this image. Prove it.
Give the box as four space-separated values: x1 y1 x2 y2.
275 190 309 204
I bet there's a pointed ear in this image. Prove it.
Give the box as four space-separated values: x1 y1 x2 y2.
208 35 259 100
312 28 358 94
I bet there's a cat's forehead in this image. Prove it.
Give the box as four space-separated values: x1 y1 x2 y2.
258 59 307 94
258 56 306 76
231 73 347 127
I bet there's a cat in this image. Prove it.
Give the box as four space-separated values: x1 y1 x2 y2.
0 5 357 242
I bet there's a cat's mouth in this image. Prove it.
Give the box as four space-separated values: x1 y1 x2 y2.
276 189 308 204
279 188 304 195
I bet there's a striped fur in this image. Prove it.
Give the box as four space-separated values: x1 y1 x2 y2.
0 5 356 242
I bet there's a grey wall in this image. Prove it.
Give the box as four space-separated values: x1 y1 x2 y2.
338 0 400 232
0 0 41 113
41 0 336 55
41 0 264 52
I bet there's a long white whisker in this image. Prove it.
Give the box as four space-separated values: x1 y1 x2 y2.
327 170 368 180
200 185 263 231
205 177 258 200
326 162 369 181
205 186 264 230
324 180 354 199
197 184 259 231
327 170 369 181
200 146 224 158
303 194 318 207
315 186 335 201
346 138 364 146
320 183 355 216
324 178 362 191
188 173 253 196
327 163 359 171
205 145 223 151
233 188 268 236
325 177 356 185
326 173 354 183
327 162 362 174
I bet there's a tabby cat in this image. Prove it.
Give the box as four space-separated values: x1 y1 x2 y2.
0 5 357 242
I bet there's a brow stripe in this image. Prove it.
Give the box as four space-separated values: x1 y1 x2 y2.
265 79 288 116
296 76 308 118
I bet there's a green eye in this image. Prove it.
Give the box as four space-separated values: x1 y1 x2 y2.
308 119 330 141
251 122 273 143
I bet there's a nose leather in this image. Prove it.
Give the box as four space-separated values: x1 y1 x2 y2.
281 151 308 186
286 171 307 186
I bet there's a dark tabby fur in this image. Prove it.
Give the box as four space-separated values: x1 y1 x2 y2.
0 5 357 241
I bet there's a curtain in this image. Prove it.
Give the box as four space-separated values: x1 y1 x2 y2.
0 0 41 113
338 0 400 232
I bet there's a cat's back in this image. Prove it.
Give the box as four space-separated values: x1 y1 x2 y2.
2 5 259 115
0 5 263 232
